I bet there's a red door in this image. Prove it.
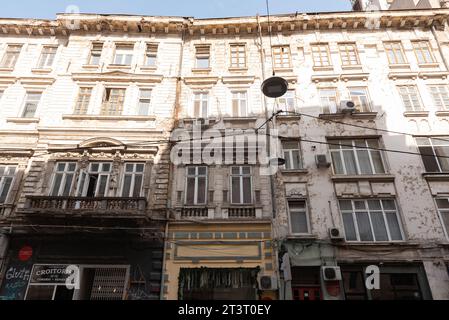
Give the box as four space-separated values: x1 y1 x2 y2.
292 287 322 300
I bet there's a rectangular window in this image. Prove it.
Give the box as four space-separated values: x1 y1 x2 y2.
232 91 247 117
76 162 112 197
88 42 103 65
185 166 207 205
398 86 423 111
50 162 76 197
0 165 17 203
145 43 158 67
278 90 296 113
272 46 291 69
416 136 449 173
114 44 134 65
349 87 371 112
339 199 403 242
74 87 92 115
195 45 210 69
436 198 449 238
22 92 42 118
101 88 126 116
412 41 435 64
429 85 449 110
138 89 152 115
288 200 310 234
384 42 407 65
230 44 246 68
37 46 57 68
339 43 360 66
319 88 338 114
329 139 386 175
121 163 144 197
0 44 22 68
283 141 303 170
311 44 331 67
193 93 208 118
231 166 252 205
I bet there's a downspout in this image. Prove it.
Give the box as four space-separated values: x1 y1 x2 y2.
431 22 449 72
257 14 282 299
160 19 187 300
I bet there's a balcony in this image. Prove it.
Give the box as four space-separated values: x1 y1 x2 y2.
22 196 147 218
176 206 263 220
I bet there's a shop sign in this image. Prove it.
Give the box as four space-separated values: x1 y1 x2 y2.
30 264 76 284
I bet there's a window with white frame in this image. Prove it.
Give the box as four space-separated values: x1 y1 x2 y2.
231 166 252 205
412 41 435 64
145 43 158 67
339 43 360 66
0 44 22 68
329 139 386 175
114 44 134 65
436 198 449 238
349 87 371 112
195 45 210 69
231 91 247 117
37 46 57 68
193 92 208 118
50 162 76 197
339 199 404 242
185 166 207 205
429 85 449 110
230 44 246 69
272 46 291 69
282 141 303 170
101 88 126 115
416 136 449 173
398 86 423 111
319 88 338 114
0 165 17 203
277 90 296 113
74 87 92 115
121 163 144 197
288 200 310 234
138 89 152 115
311 43 331 67
88 42 103 65
22 92 42 118
384 42 407 65
76 162 112 197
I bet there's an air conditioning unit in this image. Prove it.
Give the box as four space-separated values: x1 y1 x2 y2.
321 266 342 281
258 275 278 290
339 100 356 113
328 228 344 241
315 154 331 168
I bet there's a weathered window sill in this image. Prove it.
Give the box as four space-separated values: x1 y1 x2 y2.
388 63 411 70
192 68 212 73
281 169 308 175
6 117 39 124
331 174 395 182
82 64 100 70
338 241 412 247
228 67 248 72
422 172 449 181
139 65 157 72
403 111 429 118
313 66 334 72
31 68 52 74
435 110 449 117
0 67 14 72
286 234 318 240
62 114 156 121
418 62 440 69
276 113 301 120
106 64 132 70
319 112 377 120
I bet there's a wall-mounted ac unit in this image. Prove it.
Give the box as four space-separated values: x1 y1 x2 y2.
328 228 344 241
315 154 331 168
258 275 278 290
339 100 356 113
321 266 342 281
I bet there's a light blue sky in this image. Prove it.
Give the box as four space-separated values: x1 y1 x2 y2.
1 0 352 19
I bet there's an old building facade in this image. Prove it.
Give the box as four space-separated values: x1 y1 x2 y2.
1 1 449 300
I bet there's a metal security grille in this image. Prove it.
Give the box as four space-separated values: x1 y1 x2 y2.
89 267 128 300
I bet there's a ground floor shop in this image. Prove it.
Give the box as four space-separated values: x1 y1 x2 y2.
0 235 164 300
162 222 277 300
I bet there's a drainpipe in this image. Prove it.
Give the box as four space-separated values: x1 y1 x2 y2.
431 23 449 72
256 14 282 300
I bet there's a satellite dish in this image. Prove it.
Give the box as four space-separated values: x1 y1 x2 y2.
261 76 288 98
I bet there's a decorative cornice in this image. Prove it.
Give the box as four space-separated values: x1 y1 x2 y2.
72 70 163 84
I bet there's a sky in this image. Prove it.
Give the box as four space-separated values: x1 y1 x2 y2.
1 0 352 20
